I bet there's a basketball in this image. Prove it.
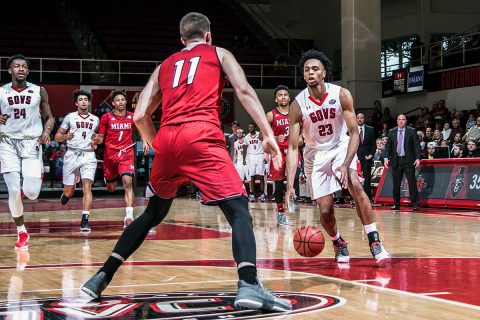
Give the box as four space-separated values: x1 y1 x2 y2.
293 226 325 257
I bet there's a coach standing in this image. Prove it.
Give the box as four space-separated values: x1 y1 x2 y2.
357 113 376 201
384 114 421 210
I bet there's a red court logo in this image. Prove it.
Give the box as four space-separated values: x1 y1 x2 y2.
0 291 345 319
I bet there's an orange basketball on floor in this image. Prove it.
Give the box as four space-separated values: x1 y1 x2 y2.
293 225 325 257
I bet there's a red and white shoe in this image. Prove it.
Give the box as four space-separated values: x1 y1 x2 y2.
123 217 133 229
15 231 29 250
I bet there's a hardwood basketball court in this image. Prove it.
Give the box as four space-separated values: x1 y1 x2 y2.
0 197 478 319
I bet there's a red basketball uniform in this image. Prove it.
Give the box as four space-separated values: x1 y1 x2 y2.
270 107 289 181
149 43 246 204
99 111 136 181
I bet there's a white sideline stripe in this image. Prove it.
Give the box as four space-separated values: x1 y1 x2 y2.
420 292 452 296
0 275 315 296
287 269 480 311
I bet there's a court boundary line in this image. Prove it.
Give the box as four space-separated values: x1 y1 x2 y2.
0 259 479 311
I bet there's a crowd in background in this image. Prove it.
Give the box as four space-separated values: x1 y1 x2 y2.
369 99 480 162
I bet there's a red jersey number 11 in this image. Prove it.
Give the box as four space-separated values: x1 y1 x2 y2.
172 57 201 88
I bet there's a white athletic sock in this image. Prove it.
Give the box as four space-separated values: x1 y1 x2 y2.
125 207 134 219
330 231 341 241
82 211 90 217
17 225 27 233
364 222 378 234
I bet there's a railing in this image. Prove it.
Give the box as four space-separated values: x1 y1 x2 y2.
0 57 305 88
383 30 480 76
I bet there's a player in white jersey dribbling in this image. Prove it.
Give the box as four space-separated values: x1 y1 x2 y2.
286 50 391 265
54 90 100 232
245 123 266 202
0 54 55 250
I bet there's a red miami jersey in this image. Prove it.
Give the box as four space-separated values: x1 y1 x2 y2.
99 111 135 150
271 107 289 149
158 43 226 127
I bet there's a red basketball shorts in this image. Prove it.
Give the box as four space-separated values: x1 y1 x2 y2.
103 147 135 182
149 122 247 204
270 148 287 181
269 148 301 181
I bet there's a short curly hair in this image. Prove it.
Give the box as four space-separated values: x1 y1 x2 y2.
299 49 332 73
6 54 30 69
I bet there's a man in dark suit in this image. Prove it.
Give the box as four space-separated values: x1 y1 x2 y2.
384 114 421 210
357 113 376 200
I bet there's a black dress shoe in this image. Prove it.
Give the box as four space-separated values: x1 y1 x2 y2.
391 205 400 210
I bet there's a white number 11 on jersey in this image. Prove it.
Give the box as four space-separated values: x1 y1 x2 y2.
172 57 201 88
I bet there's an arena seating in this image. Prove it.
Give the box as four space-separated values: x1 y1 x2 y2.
75 0 274 63
0 0 80 59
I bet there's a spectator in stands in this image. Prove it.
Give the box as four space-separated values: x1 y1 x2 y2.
379 107 395 128
441 121 451 141
452 133 463 145
452 111 466 128
449 119 464 142
462 116 480 142
380 123 389 137
415 107 432 130
422 141 438 159
373 138 384 164
432 100 449 120
433 129 443 145
381 134 388 148
466 139 480 158
417 131 426 154
440 139 449 148
451 144 466 158
469 100 480 117
424 127 434 142
466 113 476 130
423 119 433 132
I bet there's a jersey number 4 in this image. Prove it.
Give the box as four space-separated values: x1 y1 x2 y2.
172 57 201 88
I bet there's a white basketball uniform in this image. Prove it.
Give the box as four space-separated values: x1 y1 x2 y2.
233 139 250 182
61 112 99 185
0 82 43 178
245 131 265 176
295 83 358 199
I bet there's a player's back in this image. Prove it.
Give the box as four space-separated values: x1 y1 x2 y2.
0 82 42 139
159 43 226 127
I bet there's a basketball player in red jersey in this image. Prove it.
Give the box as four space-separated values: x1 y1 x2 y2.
95 91 149 228
82 12 291 313
266 85 291 225
285 50 390 265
